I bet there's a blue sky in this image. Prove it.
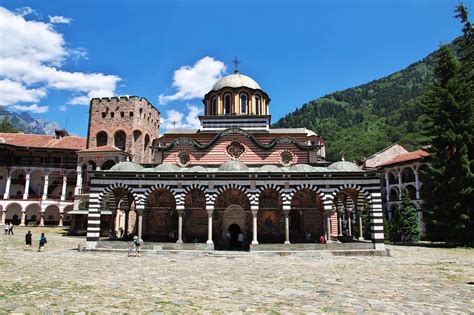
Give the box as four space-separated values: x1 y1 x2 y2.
0 0 471 136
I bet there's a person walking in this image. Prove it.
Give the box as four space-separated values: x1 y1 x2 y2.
25 231 32 251
8 222 13 235
38 233 47 252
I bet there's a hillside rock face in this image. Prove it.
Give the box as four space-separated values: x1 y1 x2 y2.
0 108 59 135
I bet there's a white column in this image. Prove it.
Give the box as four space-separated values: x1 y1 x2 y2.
347 212 352 236
325 213 331 240
74 165 82 195
60 175 67 201
42 174 49 201
206 207 214 245
384 172 390 202
3 174 11 199
397 168 403 198
358 213 364 240
414 167 420 199
1 210 5 225
137 212 143 240
177 208 184 244
23 172 30 200
283 206 290 244
20 210 26 226
58 205 65 227
251 206 258 245
39 206 45 227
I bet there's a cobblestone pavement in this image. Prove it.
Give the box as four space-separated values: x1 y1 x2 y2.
0 227 473 313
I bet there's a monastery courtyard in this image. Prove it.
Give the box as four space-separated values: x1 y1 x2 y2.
0 227 473 313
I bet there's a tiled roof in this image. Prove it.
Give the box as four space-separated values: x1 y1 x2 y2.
0 132 86 150
79 145 122 152
379 149 430 167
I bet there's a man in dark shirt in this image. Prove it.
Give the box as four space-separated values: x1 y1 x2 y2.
25 231 32 251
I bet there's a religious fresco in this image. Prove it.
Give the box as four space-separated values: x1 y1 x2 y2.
214 189 250 210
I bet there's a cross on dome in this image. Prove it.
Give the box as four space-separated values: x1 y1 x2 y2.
232 57 241 74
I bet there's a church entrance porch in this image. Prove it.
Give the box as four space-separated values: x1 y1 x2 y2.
227 223 243 249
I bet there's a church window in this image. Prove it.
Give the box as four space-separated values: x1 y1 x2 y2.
226 141 245 159
177 151 190 166
129 111 134 117
240 93 248 114
114 130 126 150
255 95 261 115
210 97 217 115
224 93 232 114
110 112 114 118
280 150 294 166
144 134 150 152
96 131 108 147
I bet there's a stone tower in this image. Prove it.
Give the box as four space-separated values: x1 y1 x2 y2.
86 96 160 163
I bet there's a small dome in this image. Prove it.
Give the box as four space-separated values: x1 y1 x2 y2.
185 165 207 173
328 160 362 172
288 164 315 172
256 165 282 173
109 161 143 172
218 160 249 172
212 73 261 91
153 163 181 172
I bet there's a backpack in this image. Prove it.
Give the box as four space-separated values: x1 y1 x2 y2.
134 239 140 246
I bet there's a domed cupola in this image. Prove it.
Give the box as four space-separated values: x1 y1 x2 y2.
200 61 271 131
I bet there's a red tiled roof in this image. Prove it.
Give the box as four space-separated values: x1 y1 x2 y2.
0 132 86 150
79 145 123 152
379 149 430 167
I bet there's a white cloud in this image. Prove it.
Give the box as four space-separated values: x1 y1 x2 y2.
12 104 48 113
0 79 46 106
159 56 226 104
48 15 72 24
58 105 67 111
161 104 202 129
0 6 121 110
15 7 37 18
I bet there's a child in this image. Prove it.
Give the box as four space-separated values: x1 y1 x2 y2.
127 242 134 257
133 236 142 257
38 233 47 252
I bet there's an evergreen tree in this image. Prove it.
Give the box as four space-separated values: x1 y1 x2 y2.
0 118 18 133
421 5 474 244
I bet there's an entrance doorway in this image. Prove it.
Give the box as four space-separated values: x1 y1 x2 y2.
227 223 243 249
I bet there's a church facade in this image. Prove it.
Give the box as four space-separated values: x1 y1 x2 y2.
85 71 385 251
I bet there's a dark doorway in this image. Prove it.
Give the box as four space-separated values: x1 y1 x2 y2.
227 223 242 249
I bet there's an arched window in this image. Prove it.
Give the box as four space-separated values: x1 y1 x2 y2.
224 93 232 115
144 134 150 152
240 93 248 114
210 97 217 115
101 160 116 170
114 130 126 150
255 95 261 115
96 131 108 147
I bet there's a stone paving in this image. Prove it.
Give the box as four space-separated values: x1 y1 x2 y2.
0 227 473 313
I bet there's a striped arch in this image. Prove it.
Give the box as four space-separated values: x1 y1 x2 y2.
211 183 253 207
256 183 285 205
288 183 326 202
142 183 177 206
179 184 208 208
329 183 372 205
97 183 139 206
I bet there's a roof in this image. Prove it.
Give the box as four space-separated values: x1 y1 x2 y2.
109 161 143 171
379 149 430 167
212 73 261 91
79 145 122 152
328 160 362 171
363 144 409 168
0 132 86 150
164 127 318 136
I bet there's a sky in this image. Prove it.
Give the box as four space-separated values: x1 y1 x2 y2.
0 0 471 136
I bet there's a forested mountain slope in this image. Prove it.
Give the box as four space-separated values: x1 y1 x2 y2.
273 41 460 162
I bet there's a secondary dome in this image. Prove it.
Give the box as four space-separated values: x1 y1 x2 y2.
212 73 261 91
218 160 249 172
153 163 181 172
109 161 143 172
256 165 282 173
328 160 362 172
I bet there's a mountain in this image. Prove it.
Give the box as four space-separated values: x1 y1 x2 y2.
273 41 461 162
0 107 60 135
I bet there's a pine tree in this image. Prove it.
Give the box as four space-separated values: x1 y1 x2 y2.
421 5 474 244
0 118 18 133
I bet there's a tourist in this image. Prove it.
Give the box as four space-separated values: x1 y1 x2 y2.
133 236 142 257
127 242 134 257
8 222 14 235
319 234 326 244
38 233 47 252
305 232 312 242
3 224 8 235
237 232 244 248
25 231 32 251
